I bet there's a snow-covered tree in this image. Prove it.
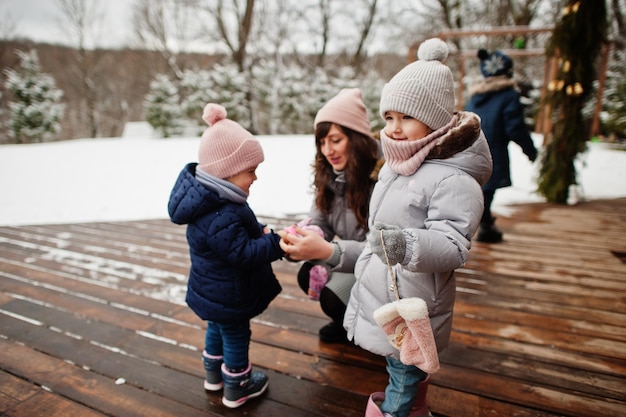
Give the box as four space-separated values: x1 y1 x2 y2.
178 64 248 131
602 48 626 140
144 74 182 138
271 65 336 134
359 69 386 134
4 49 65 143
205 63 249 128
180 69 214 135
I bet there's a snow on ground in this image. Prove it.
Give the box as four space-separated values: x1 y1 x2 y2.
1 132 625 227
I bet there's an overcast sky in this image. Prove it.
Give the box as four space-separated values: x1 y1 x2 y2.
1 0 133 48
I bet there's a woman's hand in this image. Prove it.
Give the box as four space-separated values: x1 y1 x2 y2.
280 226 334 261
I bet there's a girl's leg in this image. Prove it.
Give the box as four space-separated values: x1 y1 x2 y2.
381 357 428 417
203 321 224 391
218 320 269 408
220 321 251 371
204 321 223 356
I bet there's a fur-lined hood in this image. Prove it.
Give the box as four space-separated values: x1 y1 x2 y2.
426 111 481 160
468 75 518 97
425 111 492 186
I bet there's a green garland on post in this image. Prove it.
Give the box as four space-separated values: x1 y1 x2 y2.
537 0 607 203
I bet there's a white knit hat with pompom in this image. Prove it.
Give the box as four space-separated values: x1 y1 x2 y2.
379 38 455 130
197 103 264 179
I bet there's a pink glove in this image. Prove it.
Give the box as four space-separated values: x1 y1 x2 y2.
283 217 324 238
308 265 329 300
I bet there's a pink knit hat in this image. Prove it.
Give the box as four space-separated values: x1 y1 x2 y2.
197 103 264 179
314 88 372 137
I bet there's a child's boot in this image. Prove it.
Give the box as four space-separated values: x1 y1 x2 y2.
408 376 433 417
365 392 392 417
221 363 269 408
202 351 223 391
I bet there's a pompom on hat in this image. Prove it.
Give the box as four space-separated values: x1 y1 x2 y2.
197 103 264 179
314 88 372 137
478 49 513 78
379 38 455 131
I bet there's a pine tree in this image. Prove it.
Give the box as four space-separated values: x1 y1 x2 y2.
537 0 607 203
602 47 626 139
4 49 65 144
144 74 183 138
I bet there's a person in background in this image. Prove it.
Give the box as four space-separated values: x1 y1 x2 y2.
280 88 382 343
465 48 538 243
168 103 284 408
343 38 492 417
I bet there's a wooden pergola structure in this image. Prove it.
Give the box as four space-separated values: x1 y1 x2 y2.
407 26 611 138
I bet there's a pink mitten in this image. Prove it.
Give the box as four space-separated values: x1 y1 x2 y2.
395 298 440 374
373 302 408 350
308 265 329 300
283 217 324 238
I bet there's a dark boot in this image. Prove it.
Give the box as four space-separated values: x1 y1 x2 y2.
408 376 432 417
202 351 223 391
221 363 269 408
477 217 503 243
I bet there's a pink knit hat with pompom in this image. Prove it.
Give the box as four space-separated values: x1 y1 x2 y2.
379 38 455 130
197 103 264 179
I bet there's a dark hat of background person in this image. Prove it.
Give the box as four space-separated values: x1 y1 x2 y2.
478 49 514 78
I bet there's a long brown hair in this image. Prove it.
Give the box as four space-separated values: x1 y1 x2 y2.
313 122 379 230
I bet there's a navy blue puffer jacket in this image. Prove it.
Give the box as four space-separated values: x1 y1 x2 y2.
168 163 283 323
465 76 538 191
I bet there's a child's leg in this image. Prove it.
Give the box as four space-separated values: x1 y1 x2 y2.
203 322 224 391
381 357 428 417
220 321 251 371
218 320 269 408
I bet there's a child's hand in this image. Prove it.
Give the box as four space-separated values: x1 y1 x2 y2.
280 227 331 261
368 222 406 265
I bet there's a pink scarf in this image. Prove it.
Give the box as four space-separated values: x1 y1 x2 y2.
380 114 458 176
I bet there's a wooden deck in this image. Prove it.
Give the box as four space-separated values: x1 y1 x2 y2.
1 198 625 417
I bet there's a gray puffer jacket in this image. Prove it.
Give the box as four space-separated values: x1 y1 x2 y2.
344 112 492 359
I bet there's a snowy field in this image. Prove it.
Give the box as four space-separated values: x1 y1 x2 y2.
1 129 625 227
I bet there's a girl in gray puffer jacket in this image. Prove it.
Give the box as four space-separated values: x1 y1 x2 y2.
343 38 492 417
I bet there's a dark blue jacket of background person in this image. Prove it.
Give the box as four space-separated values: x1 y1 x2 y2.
465 77 538 191
168 163 282 324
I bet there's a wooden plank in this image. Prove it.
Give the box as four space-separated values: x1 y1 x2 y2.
0 338 223 417
7 392 103 417
431 364 626 417
440 343 625 400
1 199 625 417
0 313 365 417
0 371 40 413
